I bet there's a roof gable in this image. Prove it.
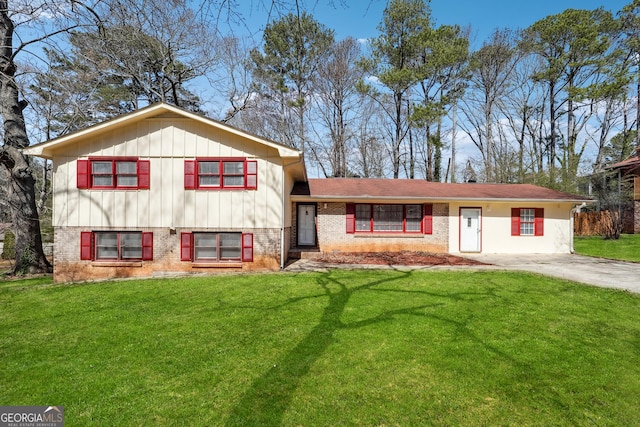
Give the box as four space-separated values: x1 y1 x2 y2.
24 103 302 160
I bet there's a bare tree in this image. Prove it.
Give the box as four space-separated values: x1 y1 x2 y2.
500 49 547 183
215 36 257 122
312 37 365 177
461 29 518 182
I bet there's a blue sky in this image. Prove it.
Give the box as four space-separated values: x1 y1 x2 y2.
237 0 630 46
213 0 631 177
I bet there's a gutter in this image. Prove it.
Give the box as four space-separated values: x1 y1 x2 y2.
290 195 591 204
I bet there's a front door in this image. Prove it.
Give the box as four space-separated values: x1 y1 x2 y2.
460 208 481 252
297 204 316 246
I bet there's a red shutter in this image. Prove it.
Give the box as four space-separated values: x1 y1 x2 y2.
534 208 544 236
242 233 254 262
180 233 193 261
141 232 153 260
423 204 433 235
184 160 197 189
511 208 520 236
346 203 355 234
138 160 150 189
77 160 90 189
246 160 257 190
80 231 93 260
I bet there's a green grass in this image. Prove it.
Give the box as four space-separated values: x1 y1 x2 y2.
1 270 640 426
574 234 640 262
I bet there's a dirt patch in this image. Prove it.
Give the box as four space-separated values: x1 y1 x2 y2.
0 259 53 281
314 251 487 266
0 259 12 275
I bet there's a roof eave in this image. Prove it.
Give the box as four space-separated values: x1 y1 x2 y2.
291 195 592 203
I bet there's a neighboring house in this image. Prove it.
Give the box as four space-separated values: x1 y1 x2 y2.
24 103 590 283
608 146 640 233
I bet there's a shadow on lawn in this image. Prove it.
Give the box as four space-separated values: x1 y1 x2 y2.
224 269 513 426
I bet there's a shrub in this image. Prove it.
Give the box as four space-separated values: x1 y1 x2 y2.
1 231 15 260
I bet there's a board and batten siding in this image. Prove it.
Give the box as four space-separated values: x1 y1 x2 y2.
51 117 286 229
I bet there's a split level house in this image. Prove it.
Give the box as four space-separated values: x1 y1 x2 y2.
24 103 591 283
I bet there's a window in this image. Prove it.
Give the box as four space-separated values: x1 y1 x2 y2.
181 232 253 262
80 231 153 261
77 158 150 190
511 208 544 236
184 159 257 190
347 204 432 234
355 205 371 232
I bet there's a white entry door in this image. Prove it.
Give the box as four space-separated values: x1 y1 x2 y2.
460 208 481 252
297 204 316 246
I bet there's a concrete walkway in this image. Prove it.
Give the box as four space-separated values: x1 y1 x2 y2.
285 254 640 294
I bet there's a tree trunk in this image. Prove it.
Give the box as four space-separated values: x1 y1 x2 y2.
548 80 556 185
636 73 640 151
393 91 402 179
451 102 457 183
0 3 51 274
485 102 493 182
425 125 433 181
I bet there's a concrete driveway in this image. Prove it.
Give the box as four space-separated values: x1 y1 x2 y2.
286 253 640 294
463 253 640 294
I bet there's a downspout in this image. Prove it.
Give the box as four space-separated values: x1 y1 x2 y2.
570 202 587 253
281 165 286 269
281 156 305 270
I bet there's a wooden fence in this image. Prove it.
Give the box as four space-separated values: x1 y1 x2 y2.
574 210 634 236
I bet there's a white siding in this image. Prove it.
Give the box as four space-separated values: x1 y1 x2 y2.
52 117 288 230
448 201 575 254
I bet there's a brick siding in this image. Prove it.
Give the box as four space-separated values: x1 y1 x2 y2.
53 226 283 283
292 202 449 254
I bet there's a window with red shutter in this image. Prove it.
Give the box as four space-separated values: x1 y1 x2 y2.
142 232 153 260
77 160 90 189
80 232 93 260
180 233 193 261
242 233 253 262
182 232 252 263
347 203 429 234
246 160 258 190
184 160 197 189
511 208 544 236
423 204 433 235
534 208 544 236
78 158 150 189
346 203 355 234
511 208 520 236
184 158 258 190
83 231 152 261
138 160 150 189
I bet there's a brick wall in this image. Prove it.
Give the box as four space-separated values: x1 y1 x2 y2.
292 202 449 253
636 201 640 234
54 226 282 283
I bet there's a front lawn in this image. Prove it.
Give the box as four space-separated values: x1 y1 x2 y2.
1 270 639 426
574 234 640 262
